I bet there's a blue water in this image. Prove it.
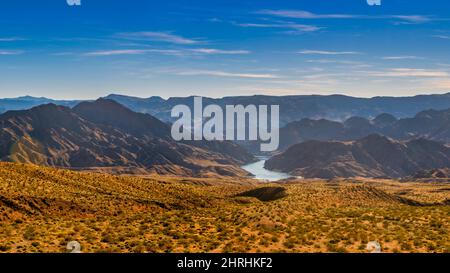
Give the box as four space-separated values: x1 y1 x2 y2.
242 157 292 182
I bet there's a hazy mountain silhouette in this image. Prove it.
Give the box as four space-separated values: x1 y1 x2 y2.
279 108 450 149
0 96 80 113
104 93 450 126
0 99 254 177
2 92 450 127
265 134 450 179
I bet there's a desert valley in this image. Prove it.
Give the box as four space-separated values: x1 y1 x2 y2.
0 93 449 253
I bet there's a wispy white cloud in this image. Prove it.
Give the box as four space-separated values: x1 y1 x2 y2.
116 31 200 45
0 50 23 55
305 59 366 68
390 15 432 24
84 49 183 56
0 37 26 42
299 50 361 55
190 48 250 55
174 70 279 79
432 35 450 40
382 56 423 60
237 86 312 96
369 68 448 78
306 59 351 64
84 48 250 57
257 10 357 19
257 10 433 24
234 22 323 33
208 18 223 23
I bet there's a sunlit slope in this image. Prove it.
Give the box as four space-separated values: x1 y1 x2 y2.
0 163 449 253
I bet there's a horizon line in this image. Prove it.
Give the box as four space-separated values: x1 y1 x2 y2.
1 91 450 101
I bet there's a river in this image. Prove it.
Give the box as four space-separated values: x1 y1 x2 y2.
241 157 292 182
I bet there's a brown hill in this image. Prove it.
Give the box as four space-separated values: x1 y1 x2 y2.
413 168 450 179
1 163 449 253
279 108 450 150
73 98 171 138
265 134 450 179
0 100 254 177
403 168 450 182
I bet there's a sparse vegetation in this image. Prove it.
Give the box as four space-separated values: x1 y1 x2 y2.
0 162 449 253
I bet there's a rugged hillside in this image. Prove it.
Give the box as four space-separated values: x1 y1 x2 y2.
73 98 171 139
388 109 450 142
1 163 449 253
0 99 254 177
73 99 255 165
279 108 450 149
403 168 450 182
265 134 450 179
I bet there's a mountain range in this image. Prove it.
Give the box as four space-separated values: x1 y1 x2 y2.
0 99 254 177
0 96 80 114
1 93 450 179
265 134 450 179
104 93 450 125
279 108 450 150
2 92 450 126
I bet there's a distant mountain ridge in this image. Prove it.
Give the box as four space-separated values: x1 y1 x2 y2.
279 108 450 149
0 99 254 177
2 92 450 127
0 96 81 113
265 134 450 179
104 93 450 125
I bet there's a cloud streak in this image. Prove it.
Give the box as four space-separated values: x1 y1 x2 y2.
391 15 431 24
257 10 433 24
369 68 448 78
432 35 450 40
298 50 360 55
84 48 251 57
0 37 26 42
84 49 182 56
382 56 423 60
234 22 323 33
117 31 200 44
258 10 357 19
174 70 279 79
190 48 250 55
0 50 23 55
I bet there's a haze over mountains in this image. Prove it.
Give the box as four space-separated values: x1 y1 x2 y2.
0 99 254 177
266 134 450 179
270 106 450 179
280 108 450 149
104 93 450 125
2 92 450 126
1 92 450 179
0 96 80 114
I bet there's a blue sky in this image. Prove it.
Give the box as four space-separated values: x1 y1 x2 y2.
1 0 450 99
